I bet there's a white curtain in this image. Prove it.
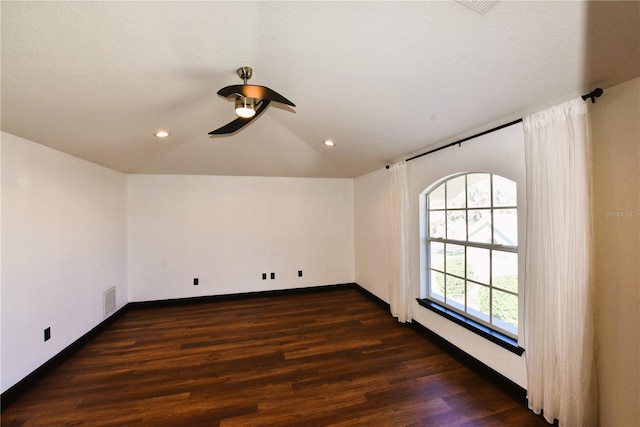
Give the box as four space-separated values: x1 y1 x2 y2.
523 98 598 426
389 161 411 323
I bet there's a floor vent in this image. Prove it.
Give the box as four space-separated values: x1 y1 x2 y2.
103 286 116 316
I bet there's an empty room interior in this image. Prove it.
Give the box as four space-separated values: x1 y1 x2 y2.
1 1 639 426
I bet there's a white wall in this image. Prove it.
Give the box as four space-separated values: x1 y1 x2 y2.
354 168 390 302
127 174 354 301
1 135 354 393
591 77 639 427
354 123 528 387
1 132 128 393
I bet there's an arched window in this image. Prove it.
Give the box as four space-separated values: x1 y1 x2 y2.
424 173 518 338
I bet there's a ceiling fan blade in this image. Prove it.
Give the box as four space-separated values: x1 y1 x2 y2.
217 85 295 107
208 100 271 135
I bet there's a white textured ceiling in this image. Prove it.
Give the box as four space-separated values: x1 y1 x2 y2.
2 1 639 178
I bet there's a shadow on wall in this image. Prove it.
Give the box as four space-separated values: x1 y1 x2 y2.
583 1 640 89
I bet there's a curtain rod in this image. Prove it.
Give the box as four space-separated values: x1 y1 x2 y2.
390 88 604 167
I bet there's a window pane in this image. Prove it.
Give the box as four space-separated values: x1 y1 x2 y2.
428 211 445 239
467 281 490 322
493 175 517 207
429 270 445 302
429 242 445 271
467 246 490 284
494 208 518 246
447 211 466 241
445 275 465 311
492 289 518 335
445 244 465 277
429 184 445 210
446 175 466 209
492 251 518 293
467 173 491 208
468 209 492 244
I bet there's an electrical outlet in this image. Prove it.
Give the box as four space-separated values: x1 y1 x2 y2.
262 273 267 280
193 278 199 286
298 270 303 277
44 327 51 342
270 272 275 280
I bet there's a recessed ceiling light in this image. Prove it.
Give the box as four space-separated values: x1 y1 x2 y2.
154 130 170 138
324 139 335 147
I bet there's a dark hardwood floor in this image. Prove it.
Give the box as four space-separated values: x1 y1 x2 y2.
2 288 548 426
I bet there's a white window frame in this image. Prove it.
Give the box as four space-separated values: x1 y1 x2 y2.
424 172 519 339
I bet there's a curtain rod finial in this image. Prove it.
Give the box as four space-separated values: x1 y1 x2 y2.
582 88 604 103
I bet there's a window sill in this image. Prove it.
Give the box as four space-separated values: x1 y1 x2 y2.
416 299 524 356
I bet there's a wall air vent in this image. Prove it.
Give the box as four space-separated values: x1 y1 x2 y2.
456 0 498 15
103 286 116 316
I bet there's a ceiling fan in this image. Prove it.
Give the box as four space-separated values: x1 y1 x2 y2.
209 66 296 135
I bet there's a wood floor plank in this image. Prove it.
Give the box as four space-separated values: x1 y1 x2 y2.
1 288 548 426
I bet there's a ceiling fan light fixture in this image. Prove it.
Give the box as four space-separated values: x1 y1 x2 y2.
235 96 256 118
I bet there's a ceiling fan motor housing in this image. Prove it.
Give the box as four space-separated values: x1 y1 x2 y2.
237 66 253 83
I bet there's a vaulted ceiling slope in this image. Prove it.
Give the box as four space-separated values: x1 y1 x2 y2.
2 1 638 178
